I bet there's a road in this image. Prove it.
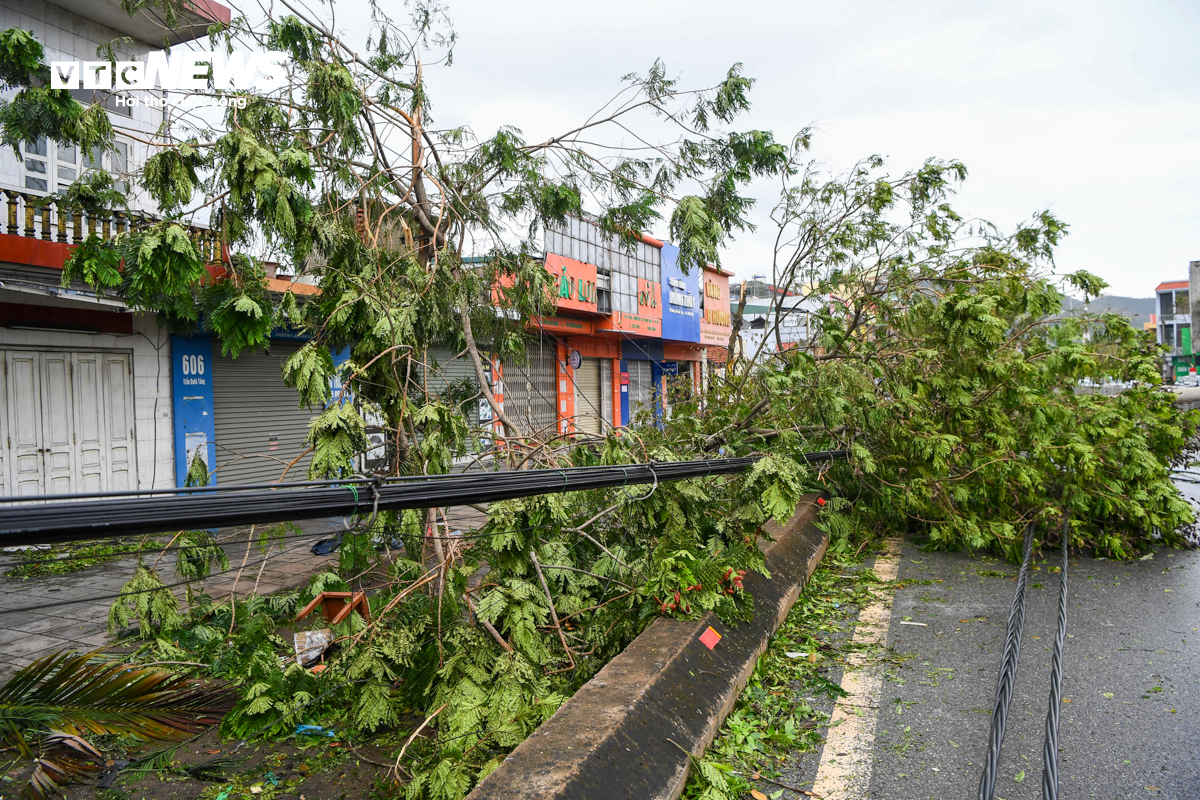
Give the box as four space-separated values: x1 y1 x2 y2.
790 497 1200 799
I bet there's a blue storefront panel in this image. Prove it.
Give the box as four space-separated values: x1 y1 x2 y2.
171 333 216 487
659 243 700 343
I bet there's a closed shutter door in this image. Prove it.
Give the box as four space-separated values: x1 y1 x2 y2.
1 349 135 495
627 360 652 423
424 347 479 427
573 357 603 435
211 340 317 485
504 341 558 437
501 353 530 432
529 345 557 433
600 358 612 429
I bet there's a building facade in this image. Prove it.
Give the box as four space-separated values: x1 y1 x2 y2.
728 279 816 361
509 215 730 436
1156 279 1194 381
0 6 733 495
0 0 232 497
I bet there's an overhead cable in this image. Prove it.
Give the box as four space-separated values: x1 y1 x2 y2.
0 452 848 548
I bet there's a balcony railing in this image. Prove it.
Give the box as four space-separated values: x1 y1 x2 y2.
0 189 220 264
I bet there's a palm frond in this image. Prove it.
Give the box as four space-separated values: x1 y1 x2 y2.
0 651 232 800
0 650 231 745
22 731 102 800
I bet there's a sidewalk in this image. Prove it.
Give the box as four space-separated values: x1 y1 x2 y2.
0 506 485 681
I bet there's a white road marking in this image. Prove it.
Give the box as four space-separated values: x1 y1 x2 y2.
809 536 904 800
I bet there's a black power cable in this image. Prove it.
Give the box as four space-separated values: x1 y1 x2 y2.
977 523 1036 800
1041 518 1069 800
0 453 848 548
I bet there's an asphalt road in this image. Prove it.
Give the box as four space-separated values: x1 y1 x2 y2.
792 498 1200 799
868 541 1199 800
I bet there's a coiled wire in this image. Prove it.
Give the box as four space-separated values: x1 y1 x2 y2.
1041 517 1069 800
977 523 1036 800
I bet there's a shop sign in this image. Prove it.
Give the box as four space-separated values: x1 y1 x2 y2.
545 253 598 313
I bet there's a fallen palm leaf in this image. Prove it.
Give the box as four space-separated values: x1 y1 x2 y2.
0 650 232 799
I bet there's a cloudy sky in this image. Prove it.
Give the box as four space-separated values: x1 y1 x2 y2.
313 0 1200 297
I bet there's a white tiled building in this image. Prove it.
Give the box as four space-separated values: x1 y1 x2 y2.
0 0 228 496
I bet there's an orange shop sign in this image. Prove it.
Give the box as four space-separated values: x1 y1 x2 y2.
598 278 662 337
545 253 598 313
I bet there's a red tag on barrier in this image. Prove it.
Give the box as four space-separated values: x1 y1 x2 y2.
699 626 722 650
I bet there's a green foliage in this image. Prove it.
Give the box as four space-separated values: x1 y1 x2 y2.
142 141 206 211
55 168 128 216
61 234 122 296
108 566 183 638
129 225 207 324
717 156 1197 559
0 27 49 88
185 447 211 488
0 651 230 799
283 341 335 408
307 401 369 478
5 539 148 579
18 3 1189 796
202 255 277 356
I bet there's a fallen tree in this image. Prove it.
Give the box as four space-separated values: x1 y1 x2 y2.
0 3 1195 798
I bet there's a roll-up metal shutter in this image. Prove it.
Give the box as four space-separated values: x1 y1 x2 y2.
573 357 603 435
600 358 613 430
211 339 317 485
423 347 480 427
627 360 652 424
503 340 558 437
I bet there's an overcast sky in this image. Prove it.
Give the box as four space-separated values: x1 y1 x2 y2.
314 0 1200 297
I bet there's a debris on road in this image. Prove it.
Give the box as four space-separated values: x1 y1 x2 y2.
293 629 334 667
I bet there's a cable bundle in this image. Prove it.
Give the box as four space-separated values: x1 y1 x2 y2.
0 451 848 548
975 518 1072 800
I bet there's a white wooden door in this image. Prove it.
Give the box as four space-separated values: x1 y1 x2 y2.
1 349 137 496
39 352 77 495
102 353 135 491
72 352 106 493
6 351 44 495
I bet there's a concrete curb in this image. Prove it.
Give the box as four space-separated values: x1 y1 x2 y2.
468 495 829 800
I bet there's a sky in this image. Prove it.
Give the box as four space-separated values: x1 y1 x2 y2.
296 0 1200 297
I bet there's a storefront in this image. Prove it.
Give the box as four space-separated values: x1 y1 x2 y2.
1 298 171 497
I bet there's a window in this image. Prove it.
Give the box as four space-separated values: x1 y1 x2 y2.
1161 291 1175 317
69 88 132 118
1164 324 1175 348
22 138 48 191
1177 290 1190 316
21 137 129 195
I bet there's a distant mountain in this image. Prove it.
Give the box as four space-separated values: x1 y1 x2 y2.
1062 295 1155 321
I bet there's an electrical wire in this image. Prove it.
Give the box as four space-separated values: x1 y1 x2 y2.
1 456 853 547
1041 517 1069 800
977 523 1035 800
0 519 592 572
